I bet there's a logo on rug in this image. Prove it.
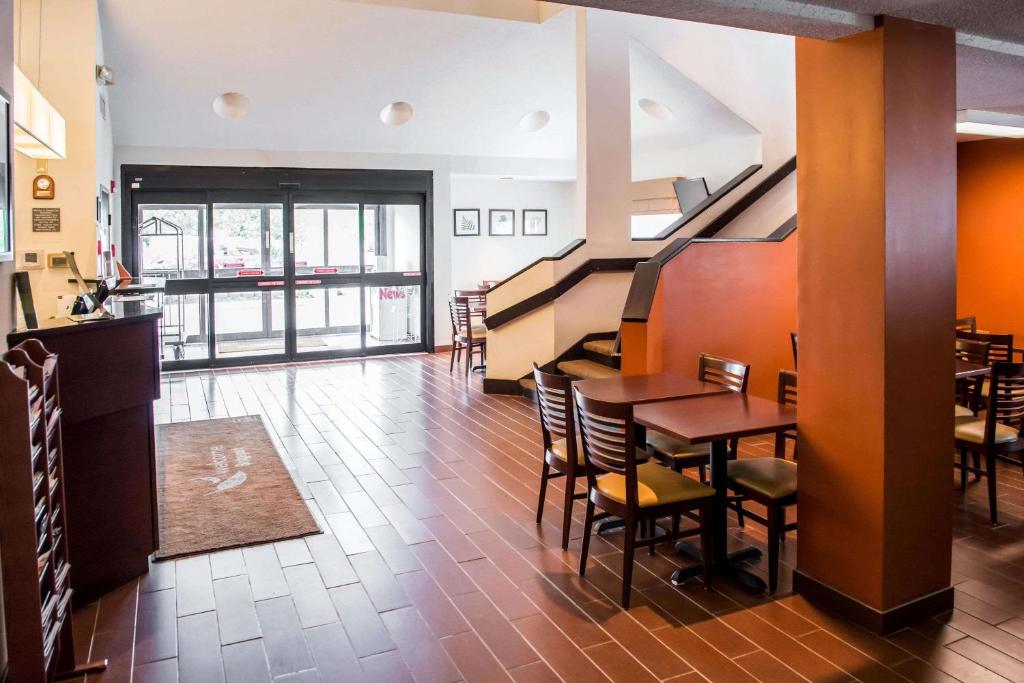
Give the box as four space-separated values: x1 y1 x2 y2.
195 445 253 494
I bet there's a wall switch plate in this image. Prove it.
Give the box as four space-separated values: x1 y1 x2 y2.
16 250 44 269
47 252 71 268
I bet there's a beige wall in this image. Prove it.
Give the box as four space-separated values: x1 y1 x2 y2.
14 0 108 320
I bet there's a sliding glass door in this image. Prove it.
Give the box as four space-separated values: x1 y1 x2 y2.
131 180 429 370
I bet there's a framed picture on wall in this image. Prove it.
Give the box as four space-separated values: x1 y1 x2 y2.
489 209 515 236
523 209 548 236
0 89 11 262
453 209 480 236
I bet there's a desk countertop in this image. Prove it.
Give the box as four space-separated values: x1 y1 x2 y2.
8 301 162 343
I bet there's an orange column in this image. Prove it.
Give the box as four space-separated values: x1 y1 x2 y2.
795 17 956 633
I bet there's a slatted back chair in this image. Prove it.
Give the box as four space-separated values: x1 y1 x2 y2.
532 364 585 549
957 331 1014 365
956 338 991 412
775 370 798 459
955 362 1024 525
790 332 798 369
699 353 750 455
447 296 485 376
454 289 487 317
955 316 978 334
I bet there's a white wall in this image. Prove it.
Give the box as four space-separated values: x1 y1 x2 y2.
113 145 574 346
448 176 575 290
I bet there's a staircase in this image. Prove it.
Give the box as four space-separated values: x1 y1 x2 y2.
517 333 621 400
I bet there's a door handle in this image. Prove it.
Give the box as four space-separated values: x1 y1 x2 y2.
289 233 295 254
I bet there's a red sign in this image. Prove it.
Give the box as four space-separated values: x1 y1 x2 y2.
256 280 284 287
296 279 322 286
237 269 265 277
313 267 338 274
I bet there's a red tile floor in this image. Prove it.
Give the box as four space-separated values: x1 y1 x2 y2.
70 353 1024 682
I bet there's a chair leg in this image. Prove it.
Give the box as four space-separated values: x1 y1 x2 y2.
622 516 637 609
973 453 982 480
536 462 550 524
648 517 656 556
449 343 457 372
959 450 968 493
986 452 999 525
698 463 707 483
560 472 575 550
578 499 595 576
699 502 713 590
767 504 781 593
735 498 745 528
671 513 680 535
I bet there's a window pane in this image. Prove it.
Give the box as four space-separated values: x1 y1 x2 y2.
212 204 284 277
296 286 361 353
364 204 420 273
214 290 285 357
294 204 359 274
365 285 420 347
139 205 207 279
158 293 209 361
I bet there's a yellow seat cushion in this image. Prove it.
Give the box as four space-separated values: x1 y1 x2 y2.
548 437 585 466
955 404 976 423
595 462 713 507
954 419 1020 445
646 430 711 463
727 458 798 500
458 323 487 337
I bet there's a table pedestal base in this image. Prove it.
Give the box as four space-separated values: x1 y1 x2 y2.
671 541 766 593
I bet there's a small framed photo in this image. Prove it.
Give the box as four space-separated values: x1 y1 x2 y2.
489 209 515 236
523 209 548 236
453 209 480 236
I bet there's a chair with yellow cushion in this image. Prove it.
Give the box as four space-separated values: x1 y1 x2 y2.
955 362 1024 525
574 388 714 608
448 296 486 377
533 365 587 550
646 353 751 483
724 369 799 592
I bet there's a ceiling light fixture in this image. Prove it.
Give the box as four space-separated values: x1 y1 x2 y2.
956 110 1024 138
519 110 550 132
638 98 673 121
212 92 250 119
14 0 66 159
380 101 414 127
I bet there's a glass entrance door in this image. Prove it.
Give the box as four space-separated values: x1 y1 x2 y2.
134 187 427 369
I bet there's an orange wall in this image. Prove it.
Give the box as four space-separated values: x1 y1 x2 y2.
623 237 797 400
958 138 1024 341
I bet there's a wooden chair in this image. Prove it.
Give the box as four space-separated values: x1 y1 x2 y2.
955 362 1024 525
957 331 1015 365
646 353 751 481
955 316 977 334
956 338 990 417
533 365 587 550
574 388 714 608
454 289 487 317
775 369 798 460
790 332 798 369
448 296 486 377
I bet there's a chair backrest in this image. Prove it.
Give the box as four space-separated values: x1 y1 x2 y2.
698 353 751 394
955 338 991 366
532 364 577 469
790 332 798 369
573 387 640 506
776 370 797 459
986 362 1024 436
454 289 487 309
955 316 977 334
449 296 472 337
957 331 1013 365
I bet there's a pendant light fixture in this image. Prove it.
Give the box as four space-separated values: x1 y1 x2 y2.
14 0 66 160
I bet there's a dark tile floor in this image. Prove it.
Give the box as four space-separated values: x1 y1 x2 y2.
70 353 1024 681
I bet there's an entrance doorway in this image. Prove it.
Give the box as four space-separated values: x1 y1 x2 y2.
122 167 432 369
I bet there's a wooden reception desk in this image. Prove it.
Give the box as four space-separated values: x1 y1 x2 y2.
8 301 162 605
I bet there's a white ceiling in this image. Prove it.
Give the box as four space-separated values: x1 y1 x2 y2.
99 0 579 159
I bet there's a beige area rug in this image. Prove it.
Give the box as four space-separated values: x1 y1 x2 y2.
155 416 319 559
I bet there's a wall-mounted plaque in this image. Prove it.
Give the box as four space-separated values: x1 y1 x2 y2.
32 207 60 232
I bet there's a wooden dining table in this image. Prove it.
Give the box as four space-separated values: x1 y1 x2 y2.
955 359 990 380
633 392 797 592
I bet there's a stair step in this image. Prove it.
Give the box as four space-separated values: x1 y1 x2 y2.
557 360 620 380
582 339 619 357
519 378 537 392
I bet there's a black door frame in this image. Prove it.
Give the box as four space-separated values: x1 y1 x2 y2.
121 165 434 370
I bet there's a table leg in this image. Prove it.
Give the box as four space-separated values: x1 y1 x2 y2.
671 439 766 592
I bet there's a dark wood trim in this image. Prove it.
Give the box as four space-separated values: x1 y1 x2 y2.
690 156 797 239
487 239 586 293
484 258 643 330
633 163 762 242
482 378 524 395
622 217 797 323
793 570 954 635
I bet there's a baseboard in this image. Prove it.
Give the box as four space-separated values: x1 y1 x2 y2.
435 344 453 353
483 378 524 395
793 570 954 634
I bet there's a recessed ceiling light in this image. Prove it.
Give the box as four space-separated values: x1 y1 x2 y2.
212 92 250 119
519 110 550 133
381 101 414 127
956 109 1024 138
638 98 673 121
